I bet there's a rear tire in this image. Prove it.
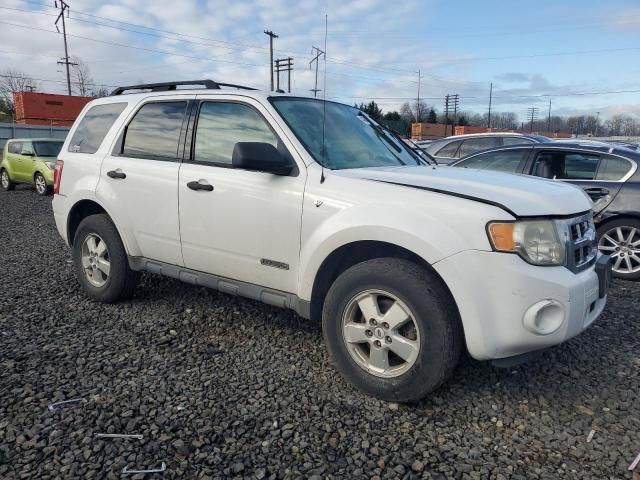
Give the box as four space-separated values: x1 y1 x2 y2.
597 217 640 281
1 169 15 191
72 214 139 302
322 258 462 402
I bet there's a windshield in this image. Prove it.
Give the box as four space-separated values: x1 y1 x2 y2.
271 97 424 170
33 141 63 157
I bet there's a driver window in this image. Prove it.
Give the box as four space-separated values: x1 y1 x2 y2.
194 102 279 166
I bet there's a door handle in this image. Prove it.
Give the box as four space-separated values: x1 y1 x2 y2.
187 180 214 192
107 169 126 179
584 187 609 197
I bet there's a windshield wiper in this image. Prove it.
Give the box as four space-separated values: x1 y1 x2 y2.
357 112 402 153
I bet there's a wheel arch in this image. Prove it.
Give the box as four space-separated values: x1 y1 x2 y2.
308 240 461 327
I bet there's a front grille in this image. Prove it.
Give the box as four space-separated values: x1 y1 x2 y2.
561 214 597 273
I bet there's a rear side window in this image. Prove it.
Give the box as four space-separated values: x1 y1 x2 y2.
69 103 127 154
436 140 462 158
597 156 633 181
502 137 534 146
456 148 527 173
7 142 22 154
458 137 501 158
122 102 187 160
532 151 600 180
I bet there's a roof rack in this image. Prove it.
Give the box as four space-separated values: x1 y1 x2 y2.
110 79 257 96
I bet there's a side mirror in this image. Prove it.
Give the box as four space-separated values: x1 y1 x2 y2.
232 142 293 176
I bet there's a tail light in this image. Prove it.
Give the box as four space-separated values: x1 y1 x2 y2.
53 160 64 194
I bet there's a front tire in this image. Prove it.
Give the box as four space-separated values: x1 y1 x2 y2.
72 214 139 302
322 258 462 402
597 218 640 281
34 172 50 196
1 169 15 191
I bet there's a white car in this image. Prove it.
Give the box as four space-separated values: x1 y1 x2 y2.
52 80 611 402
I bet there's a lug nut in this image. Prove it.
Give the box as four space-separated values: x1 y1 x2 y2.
365 329 373 337
374 340 381 348
370 319 377 326
385 336 392 344
382 322 389 329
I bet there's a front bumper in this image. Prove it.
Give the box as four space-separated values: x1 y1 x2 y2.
433 250 608 361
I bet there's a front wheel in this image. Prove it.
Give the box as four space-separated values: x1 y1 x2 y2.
1 169 15 191
34 172 50 196
322 258 462 402
72 214 140 302
597 218 640 281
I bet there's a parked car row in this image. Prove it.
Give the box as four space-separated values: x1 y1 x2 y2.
0 138 64 195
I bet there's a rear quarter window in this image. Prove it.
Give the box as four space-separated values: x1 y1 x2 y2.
69 103 127 154
436 140 462 158
7 142 22 154
597 155 634 181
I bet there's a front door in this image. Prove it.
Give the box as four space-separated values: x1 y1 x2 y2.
96 97 194 266
178 97 306 293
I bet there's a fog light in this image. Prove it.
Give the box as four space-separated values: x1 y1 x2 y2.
523 299 564 335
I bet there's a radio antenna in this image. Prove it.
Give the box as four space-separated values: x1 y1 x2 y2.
320 14 328 184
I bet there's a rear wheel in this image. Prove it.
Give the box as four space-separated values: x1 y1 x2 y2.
72 214 139 302
322 258 462 402
1 169 15 191
597 218 640 281
34 172 50 196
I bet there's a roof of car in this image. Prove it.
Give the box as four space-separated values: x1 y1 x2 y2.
7 138 64 142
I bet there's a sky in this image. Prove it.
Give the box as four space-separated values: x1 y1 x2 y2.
0 0 638 123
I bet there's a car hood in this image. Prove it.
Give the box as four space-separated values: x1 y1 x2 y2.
332 165 592 217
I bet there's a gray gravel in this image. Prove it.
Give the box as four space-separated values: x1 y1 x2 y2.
1 185 639 480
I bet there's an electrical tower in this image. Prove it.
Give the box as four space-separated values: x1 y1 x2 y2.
444 94 459 136
264 30 278 91
55 0 76 96
309 46 325 97
274 57 293 93
527 107 539 133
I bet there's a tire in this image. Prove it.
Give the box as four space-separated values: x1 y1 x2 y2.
322 258 462 402
597 217 640 281
1 169 15 191
34 172 50 196
72 214 140 302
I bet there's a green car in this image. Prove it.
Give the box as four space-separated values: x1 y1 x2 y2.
0 138 64 196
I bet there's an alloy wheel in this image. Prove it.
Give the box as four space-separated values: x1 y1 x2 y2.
35 174 46 195
341 289 421 378
81 233 111 287
1 171 8 189
598 226 640 274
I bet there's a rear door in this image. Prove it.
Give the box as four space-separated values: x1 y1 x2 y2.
5 141 23 180
97 96 194 266
527 148 625 207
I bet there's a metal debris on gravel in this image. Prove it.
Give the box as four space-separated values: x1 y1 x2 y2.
1 187 639 479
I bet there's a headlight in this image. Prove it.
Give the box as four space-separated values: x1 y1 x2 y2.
488 220 565 266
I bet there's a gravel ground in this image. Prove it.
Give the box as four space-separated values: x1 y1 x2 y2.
0 185 639 480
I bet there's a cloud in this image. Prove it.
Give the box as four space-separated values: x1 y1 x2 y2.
606 7 640 31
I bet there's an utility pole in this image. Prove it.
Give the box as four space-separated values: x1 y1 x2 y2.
416 69 422 122
264 30 278 91
595 111 600 136
309 46 325 97
547 98 552 132
444 95 450 136
274 57 293 93
527 107 539 133
451 94 459 129
55 0 76 96
487 82 493 130
444 94 459 136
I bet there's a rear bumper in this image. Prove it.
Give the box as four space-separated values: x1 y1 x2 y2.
52 194 69 246
434 250 607 361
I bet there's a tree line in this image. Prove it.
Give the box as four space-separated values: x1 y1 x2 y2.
357 100 640 137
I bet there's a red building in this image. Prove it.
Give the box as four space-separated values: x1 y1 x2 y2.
13 92 94 126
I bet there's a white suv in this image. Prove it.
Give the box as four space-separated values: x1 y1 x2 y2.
52 80 611 402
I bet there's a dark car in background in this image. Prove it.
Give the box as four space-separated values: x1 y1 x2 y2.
423 133 552 164
452 142 640 280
